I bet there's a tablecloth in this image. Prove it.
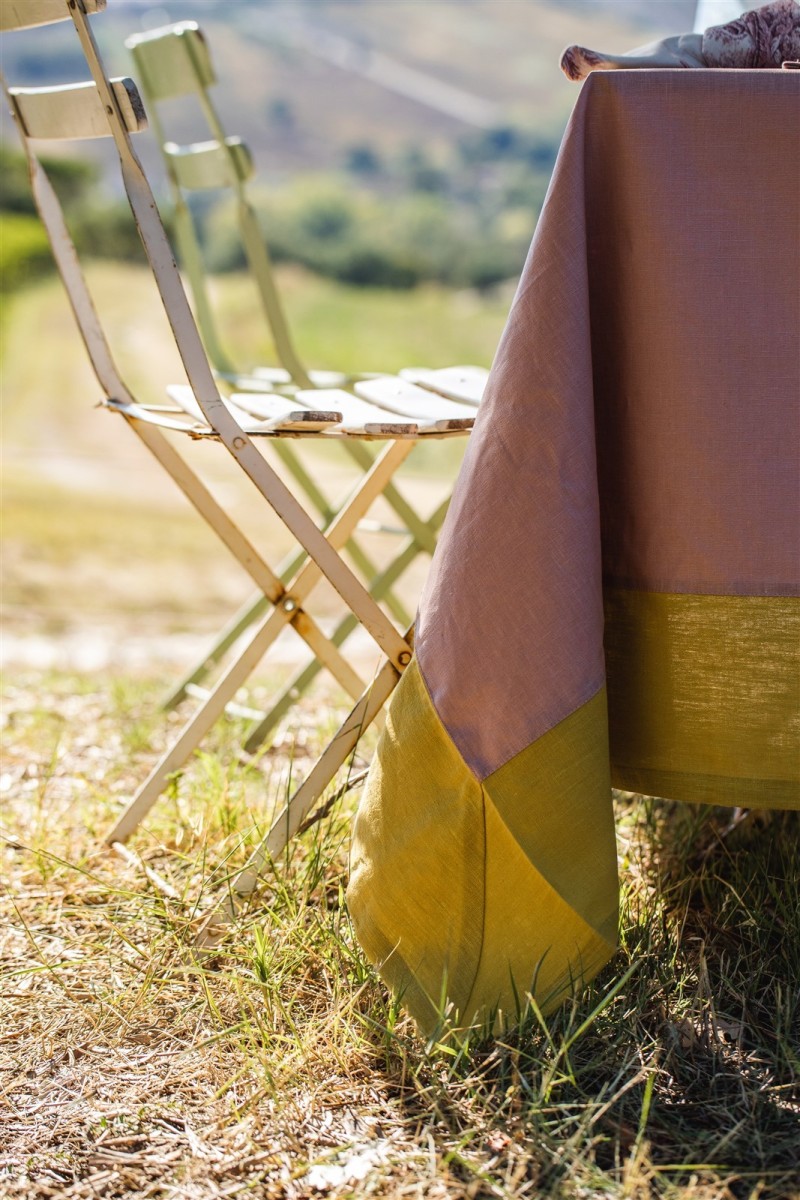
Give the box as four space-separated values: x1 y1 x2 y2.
348 70 800 1035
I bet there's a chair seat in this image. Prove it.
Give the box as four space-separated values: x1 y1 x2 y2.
162 384 475 438
398 365 488 406
243 366 382 389
166 383 343 433
354 377 478 420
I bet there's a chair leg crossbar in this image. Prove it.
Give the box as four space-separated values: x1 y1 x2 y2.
105 436 416 846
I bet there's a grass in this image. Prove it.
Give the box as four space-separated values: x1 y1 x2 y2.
1 671 799 1199
211 266 512 380
2 269 799 1199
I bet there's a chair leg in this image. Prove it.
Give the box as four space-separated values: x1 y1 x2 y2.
107 601 319 844
273 440 412 626
242 613 360 755
232 651 404 897
161 514 337 712
162 497 325 710
242 496 451 754
344 441 439 555
106 432 418 844
165 441 429 711
126 415 364 703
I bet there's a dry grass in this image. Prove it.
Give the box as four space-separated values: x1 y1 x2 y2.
2 667 798 1200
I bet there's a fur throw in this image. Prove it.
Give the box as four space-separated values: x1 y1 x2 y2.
560 0 800 82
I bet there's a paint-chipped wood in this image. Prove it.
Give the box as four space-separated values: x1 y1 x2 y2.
399 365 488 407
355 376 478 420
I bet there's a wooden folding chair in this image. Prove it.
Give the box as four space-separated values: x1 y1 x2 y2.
124 20 488 754
1 0 481 898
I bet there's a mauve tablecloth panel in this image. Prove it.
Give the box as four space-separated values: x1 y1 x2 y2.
588 71 799 596
416 70 799 782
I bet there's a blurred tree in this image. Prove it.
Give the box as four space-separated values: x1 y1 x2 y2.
0 144 153 294
397 146 447 194
0 143 98 214
344 142 383 177
267 97 295 132
0 212 52 293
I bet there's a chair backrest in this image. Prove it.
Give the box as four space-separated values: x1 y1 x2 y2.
2 2 142 408
11 77 146 139
126 22 312 388
2 0 243 444
0 0 105 33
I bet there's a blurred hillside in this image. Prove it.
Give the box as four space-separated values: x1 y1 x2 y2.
2 0 696 183
0 0 697 292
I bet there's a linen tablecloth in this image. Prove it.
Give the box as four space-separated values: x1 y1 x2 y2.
348 71 800 1034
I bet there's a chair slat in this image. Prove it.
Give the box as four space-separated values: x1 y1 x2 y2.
165 138 254 191
276 388 420 437
167 385 342 433
398 365 488 407
238 367 382 392
248 366 351 389
0 0 105 33
10 77 146 140
126 23 215 101
354 377 477 420
418 416 476 434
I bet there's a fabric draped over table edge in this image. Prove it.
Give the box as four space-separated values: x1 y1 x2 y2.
348 660 618 1033
347 71 800 1036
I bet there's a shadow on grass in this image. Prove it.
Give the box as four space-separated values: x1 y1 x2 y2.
622 802 800 1194
373 801 800 1200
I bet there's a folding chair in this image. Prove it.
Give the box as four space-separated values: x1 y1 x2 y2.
2 0 480 897
124 20 488 753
